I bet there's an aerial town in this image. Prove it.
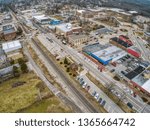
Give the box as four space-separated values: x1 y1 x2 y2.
0 0 150 113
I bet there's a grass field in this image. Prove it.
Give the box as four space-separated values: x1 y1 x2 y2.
0 72 72 113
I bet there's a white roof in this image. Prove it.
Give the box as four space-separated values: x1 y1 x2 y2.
56 23 82 33
56 23 72 32
128 11 138 14
33 15 50 21
93 46 126 62
2 40 22 53
142 80 150 93
77 10 85 14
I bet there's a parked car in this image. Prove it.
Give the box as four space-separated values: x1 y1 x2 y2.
127 102 133 109
94 93 99 101
110 69 115 73
80 81 85 86
101 100 106 106
82 82 87 88
98 98 102 104
92 91 97 97
86 86 90 91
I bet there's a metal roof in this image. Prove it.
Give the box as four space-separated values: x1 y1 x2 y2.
0 64 19 76
82 43 109 53
92 46 126 62
56 23 81 33
56 23 73 32
33 15 50 21
2 40 22 53
69 34 88 40
3 28 16 35
142 80 150 93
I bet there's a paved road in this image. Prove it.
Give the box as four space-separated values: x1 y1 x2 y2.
128 30 150 61
32 21 150 113
12 9 99 113
46 33 150 113
31 38 99 113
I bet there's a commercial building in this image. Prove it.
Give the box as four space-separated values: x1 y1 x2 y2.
76 10 98 18
0 48 7 68
33 15 51 24
2 40 23 60
119 35 133 45
0 64 19 81
55 23 82 37
131 67 150 95
127 46 141 58
49 19 61 25
110 36 141 58
95 28 113 35
107 51 150 95
83 43 127 65
110 37 132 49
3 14 12 23
2 24 17 41
68 34 88 47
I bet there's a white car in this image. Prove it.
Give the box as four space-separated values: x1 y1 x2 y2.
94 93 100 101
82 83 87 88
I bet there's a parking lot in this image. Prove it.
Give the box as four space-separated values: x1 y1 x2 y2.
107 54 147 80
76 74 124 113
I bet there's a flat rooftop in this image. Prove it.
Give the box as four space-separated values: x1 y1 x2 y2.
92 46 127 62
33 15 50 21
132 68 150 93
2 40 22 53
125 65 146 80
69 34 88 40
3 27 16 35
95 28 113 35
82 43 109 53
142 80 150 94
83 43 127 63
110 37 132 48
56 23 81 33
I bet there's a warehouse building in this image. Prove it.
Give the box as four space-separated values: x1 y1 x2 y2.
131 68 150 95
3 14 12 23
110 37 132 49
0 64 19 81
55 23 82 37
95 28 113 35
0 48 7 68
2 40 23 60
68 34 88 47
2 24 17 41
33 15 51 24
83 43 127 65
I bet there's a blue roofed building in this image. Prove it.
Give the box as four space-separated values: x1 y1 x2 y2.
82 43 127 65
49 19 62 25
